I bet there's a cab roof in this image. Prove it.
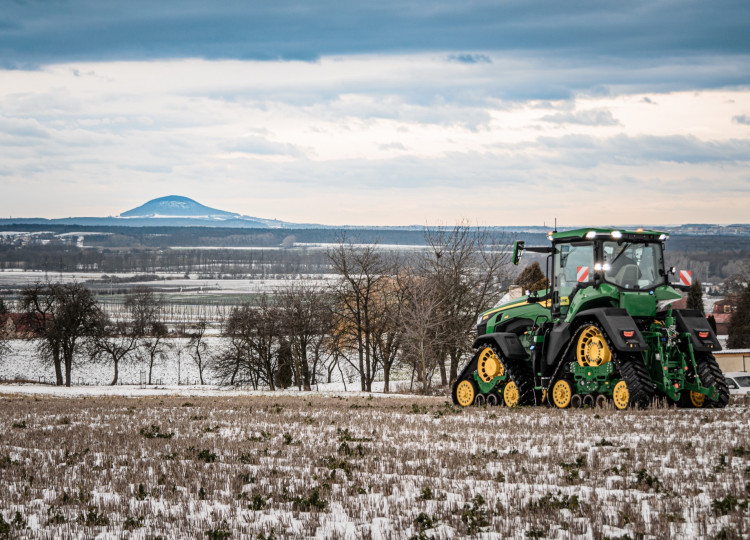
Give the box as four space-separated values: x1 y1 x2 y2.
548 228 668 242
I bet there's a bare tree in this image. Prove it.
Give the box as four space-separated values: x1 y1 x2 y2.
20 283 61 384
214 303 258 387
420 223 512 387
21 282 102 387
137 322 171 385
125 286 163 337
370 273 409 394
187 319 211 385
327 240 392 392
90 318 138 385
125 287 170 385
251 295 283 390
0 325 11 371
278 284 330 390
399 272 449 393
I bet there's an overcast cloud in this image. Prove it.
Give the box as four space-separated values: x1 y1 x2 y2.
1 1 749 225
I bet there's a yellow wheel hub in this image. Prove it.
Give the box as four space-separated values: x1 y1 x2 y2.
689 391 706 408
551 380 572 408
477 347 504 383
504 381 519 407
577 326 612 367
613 380 629 410
456 380 476 407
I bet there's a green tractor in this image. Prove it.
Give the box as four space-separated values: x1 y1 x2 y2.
452 228 729 410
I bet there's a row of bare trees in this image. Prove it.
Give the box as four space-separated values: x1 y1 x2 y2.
15 283 179 386
3 224 513 392
209 224 511 393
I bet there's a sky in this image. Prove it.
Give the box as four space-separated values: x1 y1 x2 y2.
1 0 749 226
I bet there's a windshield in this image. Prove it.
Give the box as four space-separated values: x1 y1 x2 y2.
603 241 664 290
554 242 594 310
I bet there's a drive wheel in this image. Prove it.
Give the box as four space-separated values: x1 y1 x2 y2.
615 354 655 409
477 346 504 382
577 325 612 367
455 380 477 407
612 380 629 410
552 380 573 409
696 353 730 408
679 390 706 408
504 381 520 407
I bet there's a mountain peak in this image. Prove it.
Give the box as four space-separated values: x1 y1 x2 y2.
120 196 240 219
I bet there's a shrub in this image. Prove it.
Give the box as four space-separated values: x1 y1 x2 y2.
291 487 327 512
139 425 174 439
197 449 217 463
461 494 489 535
77 507 109 527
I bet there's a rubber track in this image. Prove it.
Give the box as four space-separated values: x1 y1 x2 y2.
696 353 730 408
500 352 536 406
452 344 535 406
616 354 655 409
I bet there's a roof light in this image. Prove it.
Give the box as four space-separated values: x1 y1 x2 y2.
611 230 623 239
603 263 611 272
585 231 597 239
659 234 667 240
636 228 644 232
594 262 602 271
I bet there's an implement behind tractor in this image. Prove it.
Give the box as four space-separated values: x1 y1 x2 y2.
452 228 729 409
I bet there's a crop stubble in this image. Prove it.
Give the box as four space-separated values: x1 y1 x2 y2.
1 394 749 538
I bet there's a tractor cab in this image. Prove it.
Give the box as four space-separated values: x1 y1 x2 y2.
516 228 672 319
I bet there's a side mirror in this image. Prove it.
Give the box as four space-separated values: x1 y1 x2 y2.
669 266 676 275
512 240 524 266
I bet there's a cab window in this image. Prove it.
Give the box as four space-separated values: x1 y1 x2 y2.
554 242 594 312
602 241 664 290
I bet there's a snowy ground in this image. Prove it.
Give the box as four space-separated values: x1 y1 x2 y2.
0 339 371 389
1 393 749 539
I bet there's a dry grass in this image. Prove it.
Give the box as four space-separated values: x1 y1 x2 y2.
1 394 749 538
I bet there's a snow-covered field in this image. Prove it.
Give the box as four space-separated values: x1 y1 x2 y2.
0 339 367 389
1 391 749 538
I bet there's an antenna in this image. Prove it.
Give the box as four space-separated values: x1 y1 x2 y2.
554 218 558 233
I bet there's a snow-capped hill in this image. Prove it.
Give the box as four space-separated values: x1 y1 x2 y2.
120 196 240 219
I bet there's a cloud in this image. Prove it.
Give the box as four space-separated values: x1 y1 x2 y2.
448 53 491 64
223 136 306 158
0 116 50 139
533 134 750 167
1 1 749 73
541 109 621 126
734 114 750 125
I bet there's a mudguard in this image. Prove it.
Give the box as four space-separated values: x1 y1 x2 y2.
472 332 528 361
572 307 647 353
672 309 722 352
545 308 646 366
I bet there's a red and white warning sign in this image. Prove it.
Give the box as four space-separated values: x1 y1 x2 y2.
577 266 589 282
679 270 693 286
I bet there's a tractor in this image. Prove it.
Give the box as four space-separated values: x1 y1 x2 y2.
451 228 729 410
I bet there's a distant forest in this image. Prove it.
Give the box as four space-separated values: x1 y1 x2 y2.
0 224 748 284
